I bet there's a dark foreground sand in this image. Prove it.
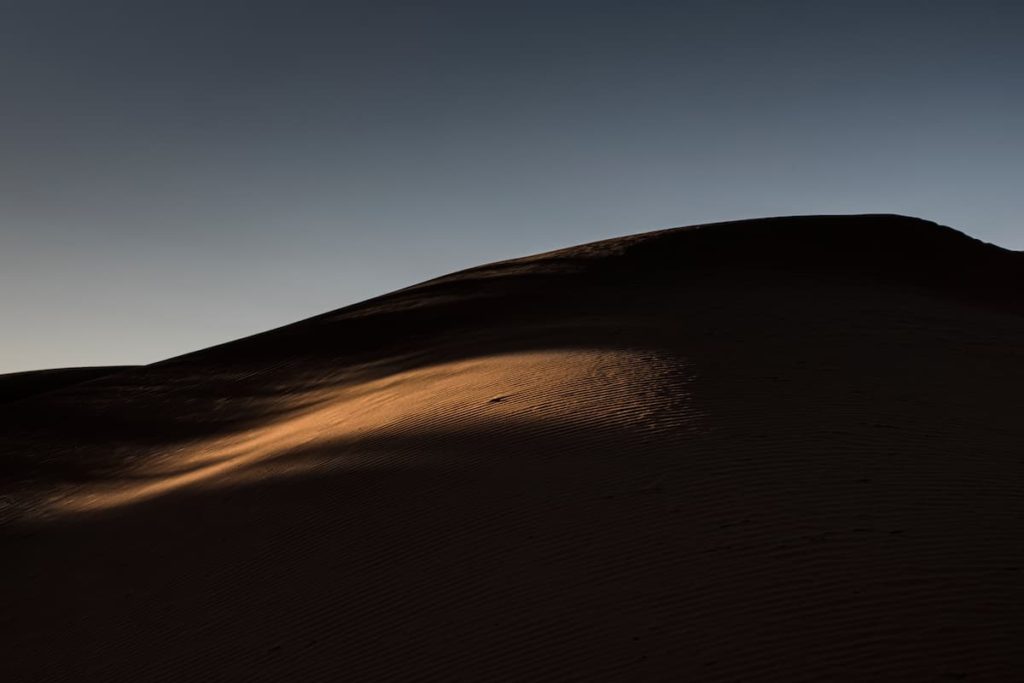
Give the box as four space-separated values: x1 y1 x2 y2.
3 215 1023 681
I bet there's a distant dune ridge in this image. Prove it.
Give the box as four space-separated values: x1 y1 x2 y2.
3 214 1023 681
0 366 139 404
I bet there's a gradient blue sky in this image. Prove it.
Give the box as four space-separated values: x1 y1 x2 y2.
3 0 1022 372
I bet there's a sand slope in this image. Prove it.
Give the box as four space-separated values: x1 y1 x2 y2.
0 366 138 404
3 215 1023 681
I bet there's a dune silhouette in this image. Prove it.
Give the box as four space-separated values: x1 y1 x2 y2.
3 214 1023 681
0 366 139 404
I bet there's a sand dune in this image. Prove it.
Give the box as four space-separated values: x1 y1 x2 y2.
0 366 138 404
3 214 1023 680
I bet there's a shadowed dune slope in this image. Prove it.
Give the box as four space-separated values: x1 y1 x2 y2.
3 214 1023 681
0 366 139 404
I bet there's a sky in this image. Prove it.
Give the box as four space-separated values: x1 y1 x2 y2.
2 0 1022 373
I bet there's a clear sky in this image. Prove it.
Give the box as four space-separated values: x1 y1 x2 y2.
3 0 1022 373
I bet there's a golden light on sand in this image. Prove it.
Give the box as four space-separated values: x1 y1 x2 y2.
54 349 699 515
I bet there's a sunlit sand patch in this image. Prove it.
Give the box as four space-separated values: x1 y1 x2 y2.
54 348 696 515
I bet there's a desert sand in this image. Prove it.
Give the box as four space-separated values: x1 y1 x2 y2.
3 214 1023 681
